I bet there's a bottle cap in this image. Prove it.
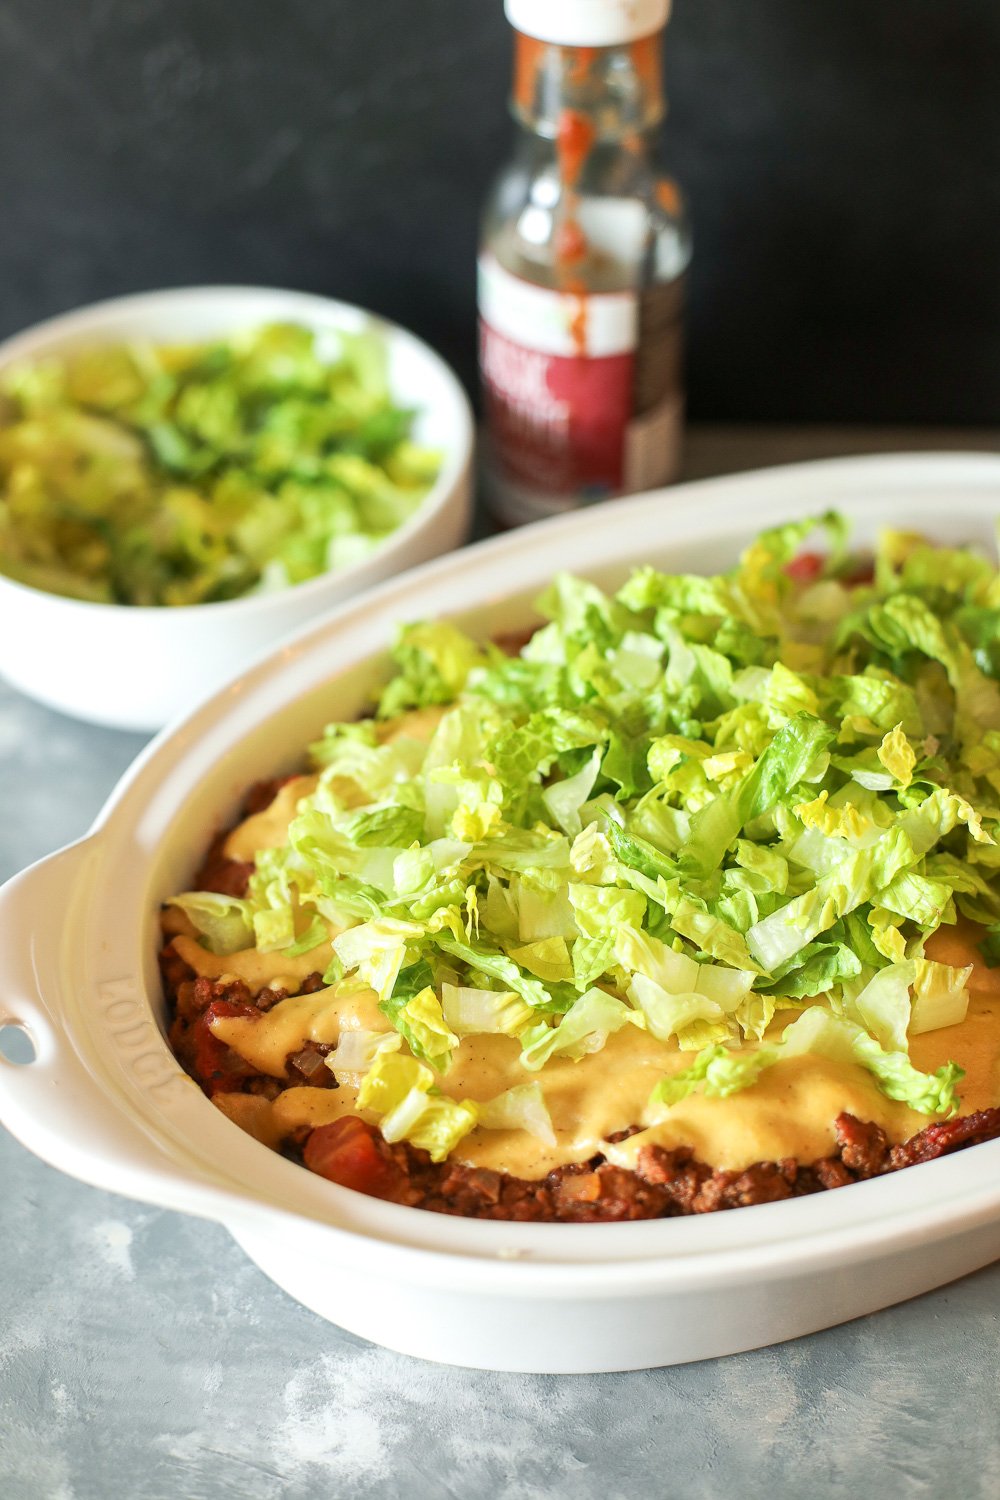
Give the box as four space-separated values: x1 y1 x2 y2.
504 0 670 46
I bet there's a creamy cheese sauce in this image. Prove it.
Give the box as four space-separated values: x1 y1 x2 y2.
376 705 447 745
270 1085 366 1136
209 985 386 1076
184 713 1000 1179
172 933 334 995
222 775 320 862
436 990 998 1176
174 707 450 996
218 706 446 864
205 963 1000 1178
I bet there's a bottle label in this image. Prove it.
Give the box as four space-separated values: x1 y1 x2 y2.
478 252 682 526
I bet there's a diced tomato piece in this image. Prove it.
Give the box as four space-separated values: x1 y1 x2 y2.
192 999 259 1096
784 551 824 582
304 1117 400 1199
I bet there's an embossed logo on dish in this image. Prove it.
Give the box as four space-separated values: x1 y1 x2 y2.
97 977 189 1105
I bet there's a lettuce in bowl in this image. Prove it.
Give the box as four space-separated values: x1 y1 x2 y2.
0 322 440 606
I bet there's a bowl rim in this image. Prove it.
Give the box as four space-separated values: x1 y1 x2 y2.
2 451 1000 1294
0 282 474 618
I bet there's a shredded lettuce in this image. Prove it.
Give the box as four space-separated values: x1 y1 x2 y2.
166 892 253 955
377 622 488 718
440 983 534 1037
171 517 1000 1162
476 1082 556 1144
648 1006 965 1119
395 987 459 1073
326 1027 402 1081
519 989 635 1071
840 961 915 1052
909 959 973 1035
332 918 423 1001
0 323 440 605
357 1052 478 1161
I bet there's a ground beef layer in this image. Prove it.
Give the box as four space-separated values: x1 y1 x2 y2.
298 1107 1000 1221
161 779 1000 1223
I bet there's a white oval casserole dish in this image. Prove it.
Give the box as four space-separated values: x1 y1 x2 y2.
1 453 999 1374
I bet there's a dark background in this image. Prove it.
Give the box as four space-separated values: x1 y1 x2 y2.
1 0 998 423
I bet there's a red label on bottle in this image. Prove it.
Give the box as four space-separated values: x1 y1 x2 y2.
477 252 683 525
479 319 634 500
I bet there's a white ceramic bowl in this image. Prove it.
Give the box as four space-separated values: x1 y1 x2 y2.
0 285 473 731
1 454 999 1374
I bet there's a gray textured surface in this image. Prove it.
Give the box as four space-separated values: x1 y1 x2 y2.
3 433 1000 1498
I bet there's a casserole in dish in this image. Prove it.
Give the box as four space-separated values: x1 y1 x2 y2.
1 454 999 1372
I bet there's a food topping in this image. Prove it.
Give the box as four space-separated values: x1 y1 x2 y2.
163 517 1000 1215
0 323 440 605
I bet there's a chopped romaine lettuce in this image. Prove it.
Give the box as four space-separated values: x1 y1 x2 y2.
171 517 1000 1161
440 983 534 1037
166 891 253 955
908 959 973 1035
357 1051 478 1161
326 1027 402 1081
476 1082 556 1144
647 1006 965 1120
519 989 635 1071
0 323 439 605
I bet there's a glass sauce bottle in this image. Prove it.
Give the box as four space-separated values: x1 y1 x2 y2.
479 0 690 528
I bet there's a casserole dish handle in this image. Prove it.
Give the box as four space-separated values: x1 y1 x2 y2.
0 840 185 1198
